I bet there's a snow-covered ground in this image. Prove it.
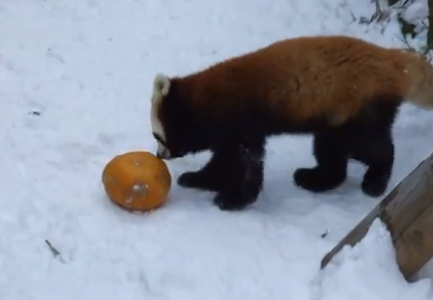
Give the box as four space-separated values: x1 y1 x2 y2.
1 0 433 299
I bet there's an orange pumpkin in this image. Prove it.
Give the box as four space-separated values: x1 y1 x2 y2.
101 151 171 212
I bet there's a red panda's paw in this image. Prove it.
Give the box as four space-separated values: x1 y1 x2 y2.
361 168 389 197
177 171 221 192
213 192 256 211
293 166 346 193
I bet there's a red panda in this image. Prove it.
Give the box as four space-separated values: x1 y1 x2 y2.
150 35 433 211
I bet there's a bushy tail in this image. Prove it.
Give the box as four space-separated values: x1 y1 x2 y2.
400 49 433 109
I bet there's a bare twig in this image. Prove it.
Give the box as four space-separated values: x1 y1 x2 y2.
361 0 391 25
427 0 433 49
45 239 66 263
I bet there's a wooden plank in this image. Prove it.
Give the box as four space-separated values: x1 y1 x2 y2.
395 202 433 278
320 150 433 280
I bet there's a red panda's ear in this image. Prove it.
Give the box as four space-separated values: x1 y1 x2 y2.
152 74 171 103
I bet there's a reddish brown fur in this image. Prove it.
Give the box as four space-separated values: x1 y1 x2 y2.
169 35 414 126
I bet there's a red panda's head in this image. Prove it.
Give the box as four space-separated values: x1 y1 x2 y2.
150 74 208 160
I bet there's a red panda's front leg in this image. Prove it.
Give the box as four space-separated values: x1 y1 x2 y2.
212 137 266 211
178 136 266 211
177 150 229 192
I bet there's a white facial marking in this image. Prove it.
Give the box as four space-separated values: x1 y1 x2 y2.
151 104 168 157
151 73 171 158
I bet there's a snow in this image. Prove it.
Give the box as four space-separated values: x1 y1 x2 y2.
400 0 428 27
397 0 429 36
1 0 433 299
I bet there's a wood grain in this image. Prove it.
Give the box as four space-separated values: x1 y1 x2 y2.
321 151 433 280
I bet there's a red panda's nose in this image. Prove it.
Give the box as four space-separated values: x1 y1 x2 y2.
156 148 171 160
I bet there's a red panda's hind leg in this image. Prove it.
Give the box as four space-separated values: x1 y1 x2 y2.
293 132 349 193
350 123 395 197
348 97 398 197
294 96 399 197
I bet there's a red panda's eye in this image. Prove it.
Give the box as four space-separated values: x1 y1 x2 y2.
153 132 167 146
